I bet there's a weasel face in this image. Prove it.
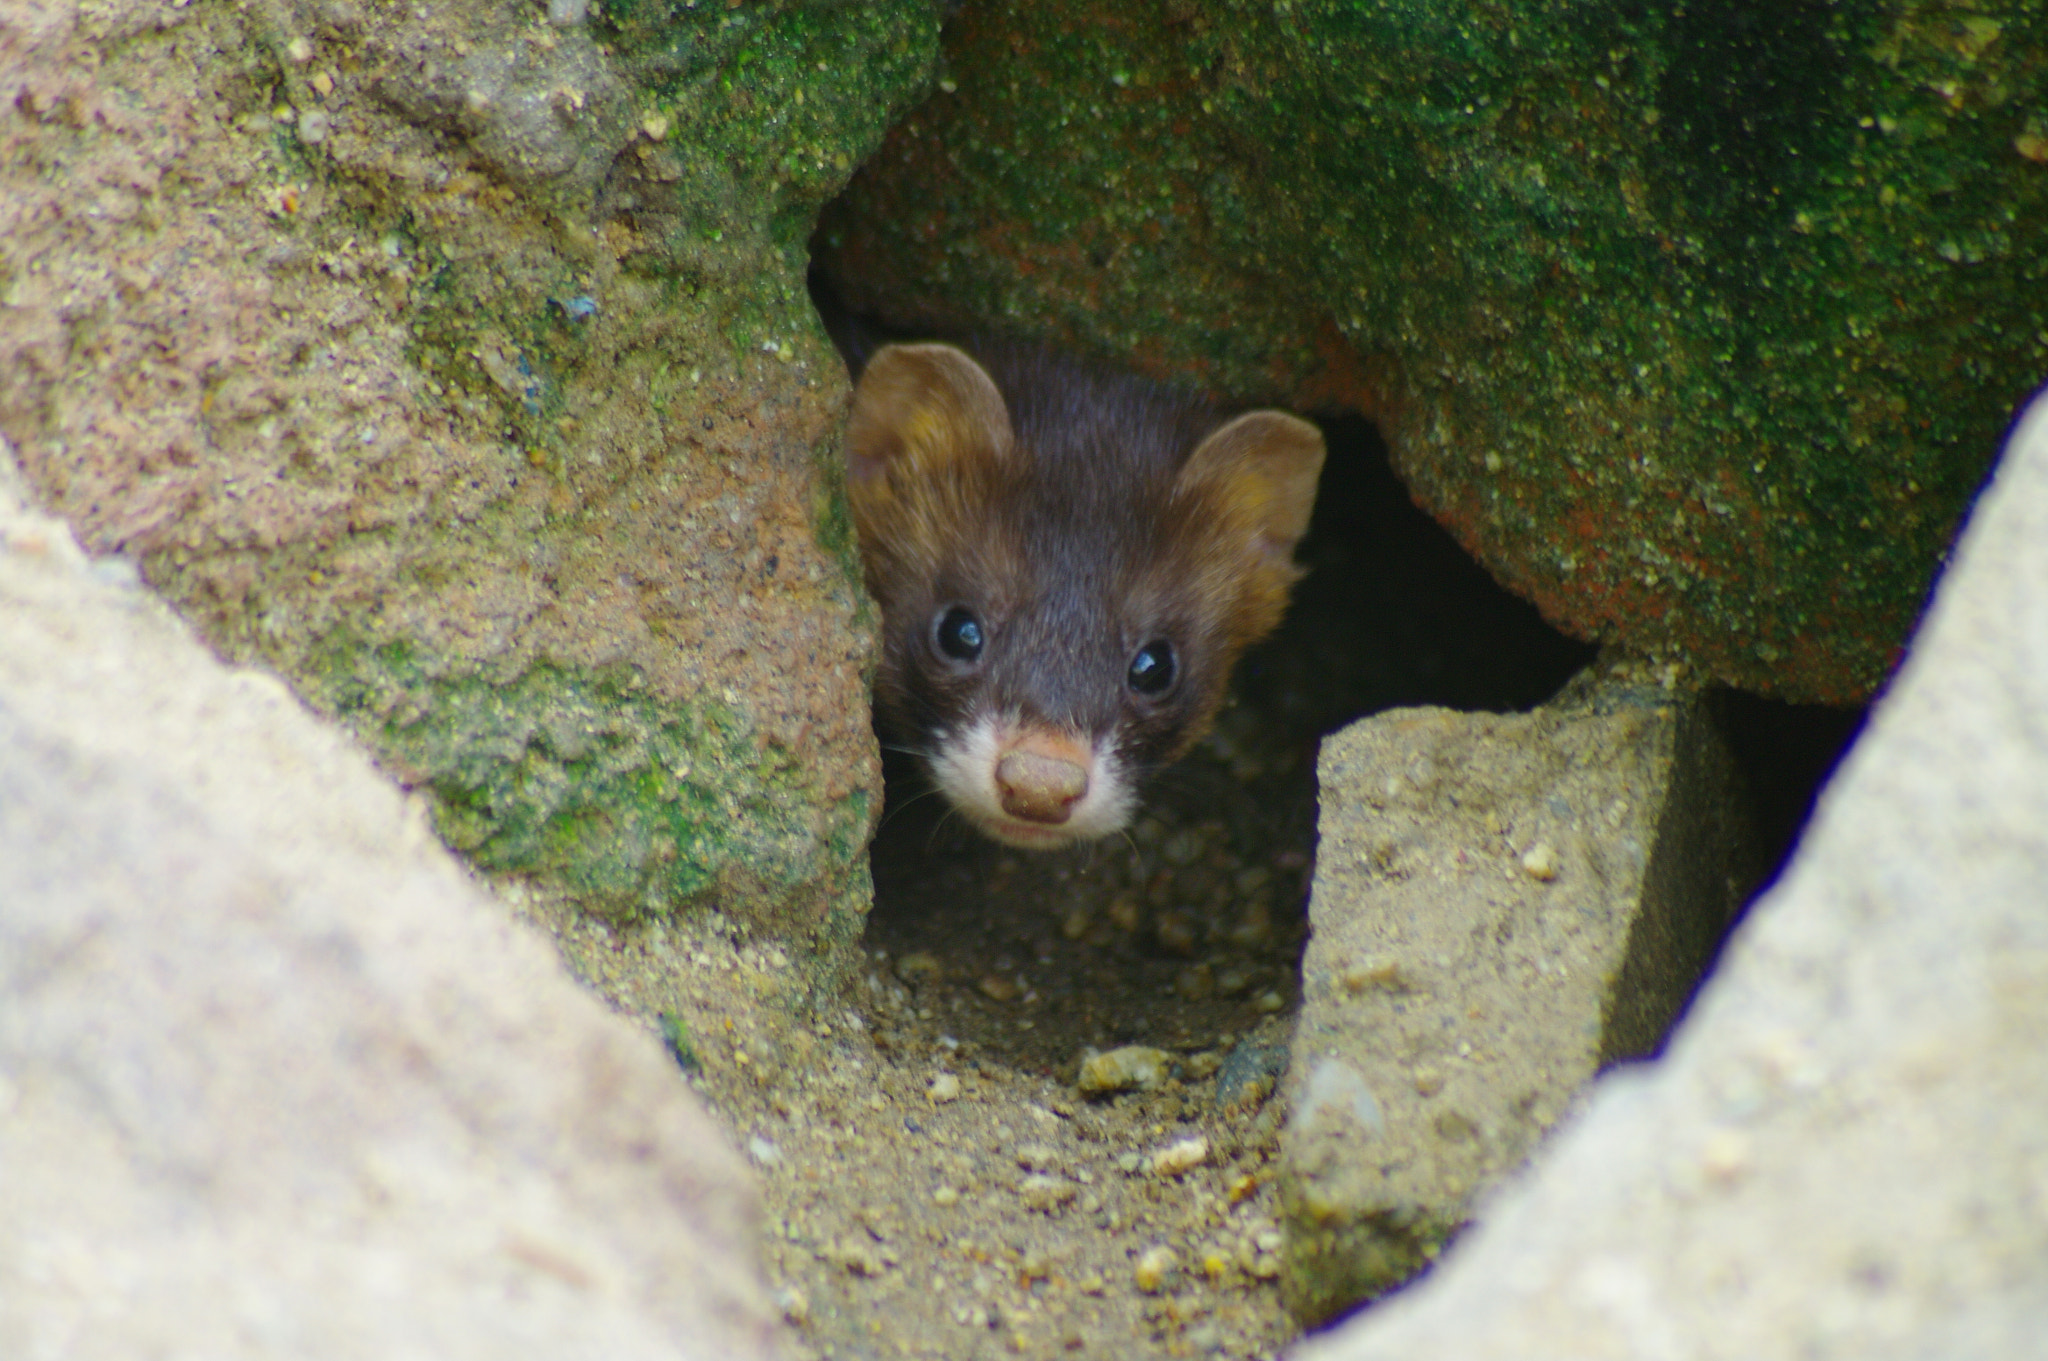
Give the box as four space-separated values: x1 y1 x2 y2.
845 342 1324 848
926 714 1135 848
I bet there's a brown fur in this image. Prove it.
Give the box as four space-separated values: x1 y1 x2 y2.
844 341 1324 834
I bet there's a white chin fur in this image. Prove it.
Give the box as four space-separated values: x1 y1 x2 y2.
928 712 1134 849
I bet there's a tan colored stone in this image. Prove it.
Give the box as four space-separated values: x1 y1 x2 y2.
1282 657 1752 1321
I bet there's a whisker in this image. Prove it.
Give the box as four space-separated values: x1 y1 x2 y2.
877 787 948 838
925 803 970 855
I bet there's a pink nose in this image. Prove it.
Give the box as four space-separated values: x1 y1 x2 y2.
995 749 1089 824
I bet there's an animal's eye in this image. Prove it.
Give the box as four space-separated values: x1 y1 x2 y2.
934 606 986 663
1127 640 1176 697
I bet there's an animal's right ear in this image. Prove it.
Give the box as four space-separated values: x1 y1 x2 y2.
844 343 1014 490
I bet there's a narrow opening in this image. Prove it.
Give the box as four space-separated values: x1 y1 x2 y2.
859 409 1597 1070
840 362 1869 1072
805 274 1869 1352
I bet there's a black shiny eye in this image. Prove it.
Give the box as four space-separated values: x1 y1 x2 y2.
934 606 985 663
1127 640 1176 697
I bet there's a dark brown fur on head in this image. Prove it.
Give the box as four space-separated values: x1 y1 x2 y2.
844 341 1323 843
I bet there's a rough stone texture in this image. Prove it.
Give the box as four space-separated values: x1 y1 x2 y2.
0 442 783 1360
0 0 939 975
1281 658 1751 1323
1292 389 2048 1360
816 0 2048 703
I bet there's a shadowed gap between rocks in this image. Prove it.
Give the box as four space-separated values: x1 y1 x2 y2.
848 394 1863 1076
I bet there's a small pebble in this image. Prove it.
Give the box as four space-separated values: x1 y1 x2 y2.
896 952 943 986
1133 1245 1180 1293
1227 900 1271 948
978 974 1019 1002
929 1072 962 1103
830 1238 886 1276
1077 1045 1173 1096
1014 1142 1058 1171
1148 1136 1208 1177
932 1185 960 1207
1154 910 1198 956
1018 1174 1079 1211
1181 1050 1224 1081
1214 1040 1287 1114
1521 841 1560 881
1161 829 1204 866
1340 955 1411 993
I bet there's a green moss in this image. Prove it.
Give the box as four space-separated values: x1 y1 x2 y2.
312 641 869 923
592 0 939 353
603 0 938 215
1279 1192 1462 1325
819 0 2048 701
183 0 927 961
659 1010 703 1072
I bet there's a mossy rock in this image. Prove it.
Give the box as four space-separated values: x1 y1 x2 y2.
818 0 2048 703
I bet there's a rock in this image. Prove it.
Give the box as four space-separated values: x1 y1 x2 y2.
0 444 782 1357
1295 389 2048 1359
372 12 634 205
817 0 2048 702
1281 657 1753 1322
1214 1039 1288 1115
1148 1137 1210 1178
1018 1175 1080 1213
1077 1045 1175 1096
1133 1245 1181 1294
0 0 940 981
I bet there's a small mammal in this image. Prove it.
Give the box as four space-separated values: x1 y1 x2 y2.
844 340 1325 848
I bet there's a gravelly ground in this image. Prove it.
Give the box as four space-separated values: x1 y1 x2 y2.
514 419 1612 1360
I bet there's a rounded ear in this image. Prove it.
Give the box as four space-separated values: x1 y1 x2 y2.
1176 410 1326 565
844 343 1014 489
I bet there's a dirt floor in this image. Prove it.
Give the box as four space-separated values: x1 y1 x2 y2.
512 418 1614 1360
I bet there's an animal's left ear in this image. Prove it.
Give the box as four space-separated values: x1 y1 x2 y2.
1177 411 1326 568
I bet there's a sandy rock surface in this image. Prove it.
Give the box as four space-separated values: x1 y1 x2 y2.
0 443 782 1361
0 0 901 966
1284 661 1751 1319
1298 391 2048 1359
